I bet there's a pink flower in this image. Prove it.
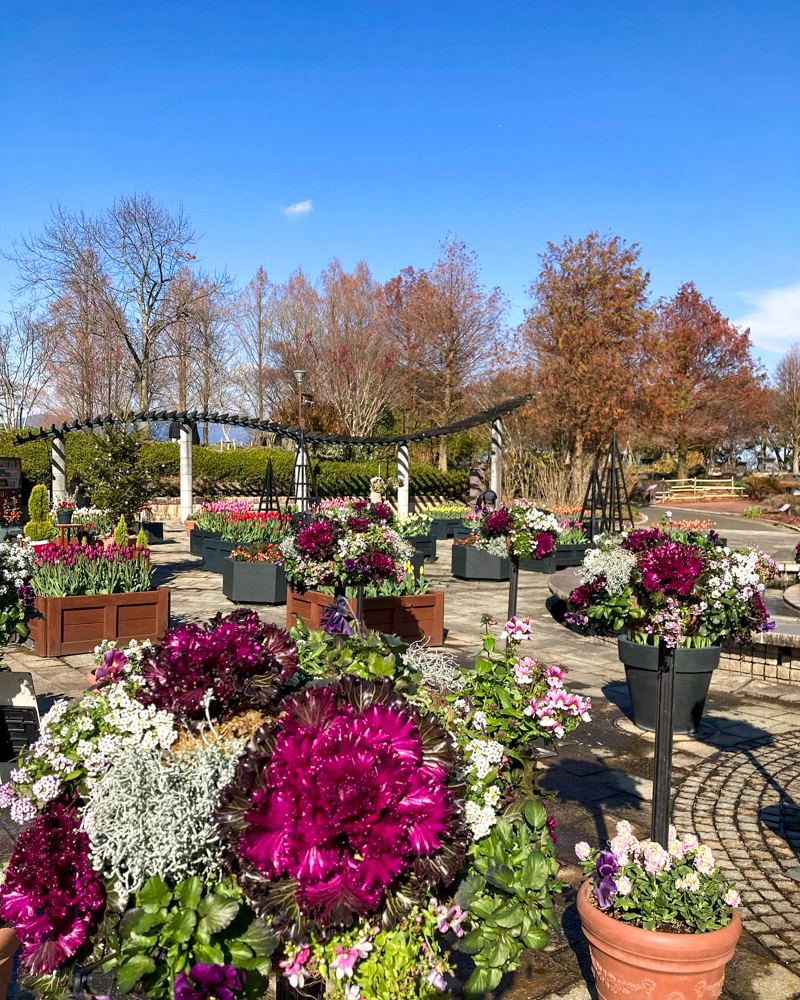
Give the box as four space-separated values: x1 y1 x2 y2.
501 616 533 640
574 841 591 861
724 888 741 908
545 665 566 688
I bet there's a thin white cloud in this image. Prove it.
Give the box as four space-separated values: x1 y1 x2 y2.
281 199 313 217
734 282 800 352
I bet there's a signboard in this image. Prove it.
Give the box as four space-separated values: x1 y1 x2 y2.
0 458 21 491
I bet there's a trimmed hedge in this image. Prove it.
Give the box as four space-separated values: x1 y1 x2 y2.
0 434 468 502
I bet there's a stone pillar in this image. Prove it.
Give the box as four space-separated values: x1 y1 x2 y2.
294 436 308 513
490 417 503 502
396 442 410 517
179 423 193 521
51 433 67 502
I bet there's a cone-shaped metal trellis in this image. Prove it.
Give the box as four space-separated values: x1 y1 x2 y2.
580 432 635 538
288 431 319 517
258 458 283 514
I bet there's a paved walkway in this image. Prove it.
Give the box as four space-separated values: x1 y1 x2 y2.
4 521 800 999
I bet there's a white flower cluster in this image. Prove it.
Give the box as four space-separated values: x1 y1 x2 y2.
474 535 508 557
465 797 499 840
580 544 637 595
513 503 560 536
93 637 154 679
706 548 765 603
466 737 504 779
91 684 176 752
0 541 33 596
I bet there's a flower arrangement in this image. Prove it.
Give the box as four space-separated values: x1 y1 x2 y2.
30 541 153 597
71 506 115 536
426 504 470 519
575 821 741 933
556 518 587 545
280 500 412 592
1 610 569 1000
193 501 255 534
220 511 293 544
319 561 429 598
0 541 35 656
395 512 434 538
0 497 21 526
475 501 560 562
56 498 75 511
230 542 283 563
567 525 777 647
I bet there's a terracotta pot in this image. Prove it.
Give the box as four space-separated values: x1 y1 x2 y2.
86 670 97 686
0 926 19 1000
185 519 196 536
577 880 740 1000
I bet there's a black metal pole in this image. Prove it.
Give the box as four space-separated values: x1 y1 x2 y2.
651 641 676 847
507 556 519 621
356 584 365 623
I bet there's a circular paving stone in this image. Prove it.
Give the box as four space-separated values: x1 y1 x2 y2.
672 730 800 974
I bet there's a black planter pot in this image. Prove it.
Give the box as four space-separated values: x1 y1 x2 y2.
190 527 221 557
135 521 164 544
452 544 510 581
553 543 590 570
0 528 22 542
453 522 474 541
202 537 238 573
222 558 287 604
519 553 556 574
56 510 73 524
406 534 437 562
617 637 721 735
429 518 464 540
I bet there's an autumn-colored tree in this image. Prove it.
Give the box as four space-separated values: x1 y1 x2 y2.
650 282 764 478
384 267 436 434
521 232 652 472
386 238 506 470
775 345 800 472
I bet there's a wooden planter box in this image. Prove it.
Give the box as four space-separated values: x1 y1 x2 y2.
190 527 221 557
429 518 464 540
406 534 437 562
222 558 287 605
202 537 237 572
287 588 445 646
135 521 164 545
28 588 170 657
452 544 510 581
554 543 590 570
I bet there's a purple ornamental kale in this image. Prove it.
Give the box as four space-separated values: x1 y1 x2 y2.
621 528 664 553
568 576 608 609
639 542 705 597
483 508 511 537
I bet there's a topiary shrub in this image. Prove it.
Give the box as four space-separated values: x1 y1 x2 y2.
24 484 55 541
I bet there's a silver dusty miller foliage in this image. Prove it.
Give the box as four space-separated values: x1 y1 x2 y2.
82 742 241 894
403 641 464 692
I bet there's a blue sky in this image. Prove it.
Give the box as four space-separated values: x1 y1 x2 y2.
1 0 798 369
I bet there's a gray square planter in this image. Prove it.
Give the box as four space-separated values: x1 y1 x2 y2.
430 518 464 540
190 527 221 557
553 543 590 570
452 544 510 581
202 537 238 573
222 558 287 604
135 521 164 545
519 553 556 574
406 534 437 562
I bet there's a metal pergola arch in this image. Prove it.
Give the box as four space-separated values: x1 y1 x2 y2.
13 395 532 519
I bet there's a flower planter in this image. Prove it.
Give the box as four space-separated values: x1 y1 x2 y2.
519 553 556 574
56 510 73 524
222 557 287 605
429 517 464 540
28 587 171 657
617 636 721 735
185 519 196 536
287 588 445 646
190 527 220 558
0 528 22 542
577 881 740 1000
202 537 238 573
453 522 474 541
554 543 590 570
406 534 437 562
135 520 164 544
451 544 510 581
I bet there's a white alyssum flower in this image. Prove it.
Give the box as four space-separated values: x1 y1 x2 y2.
466 738 504 780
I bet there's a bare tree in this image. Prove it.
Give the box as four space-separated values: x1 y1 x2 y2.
775 345 800 473
11 193 204 409
189 273 234 442
0 304 54 428
234 267 280 420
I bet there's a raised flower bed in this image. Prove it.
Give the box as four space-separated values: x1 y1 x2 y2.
395 513 437 562
26 541 170 657
222 544 287 605
425 504 471 540
202 537 238 573
287 587 445 645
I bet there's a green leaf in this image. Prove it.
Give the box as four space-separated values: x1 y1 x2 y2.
523 798 547 830
164 908 196 944
455 873 484 909
464 966 502 998
522 927 549 950
193 942 226 965
522 850 549 890
115 954 156 992
484 865 515 893
198 894 239 935
178 877 203 911
470 896 496 920
228 942 254 964
453 929 484 955
138 877 172 913
485 938 510 968
238 919 278 957
493 904 524 928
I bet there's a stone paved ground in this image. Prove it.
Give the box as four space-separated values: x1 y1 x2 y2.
4 515 800 999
